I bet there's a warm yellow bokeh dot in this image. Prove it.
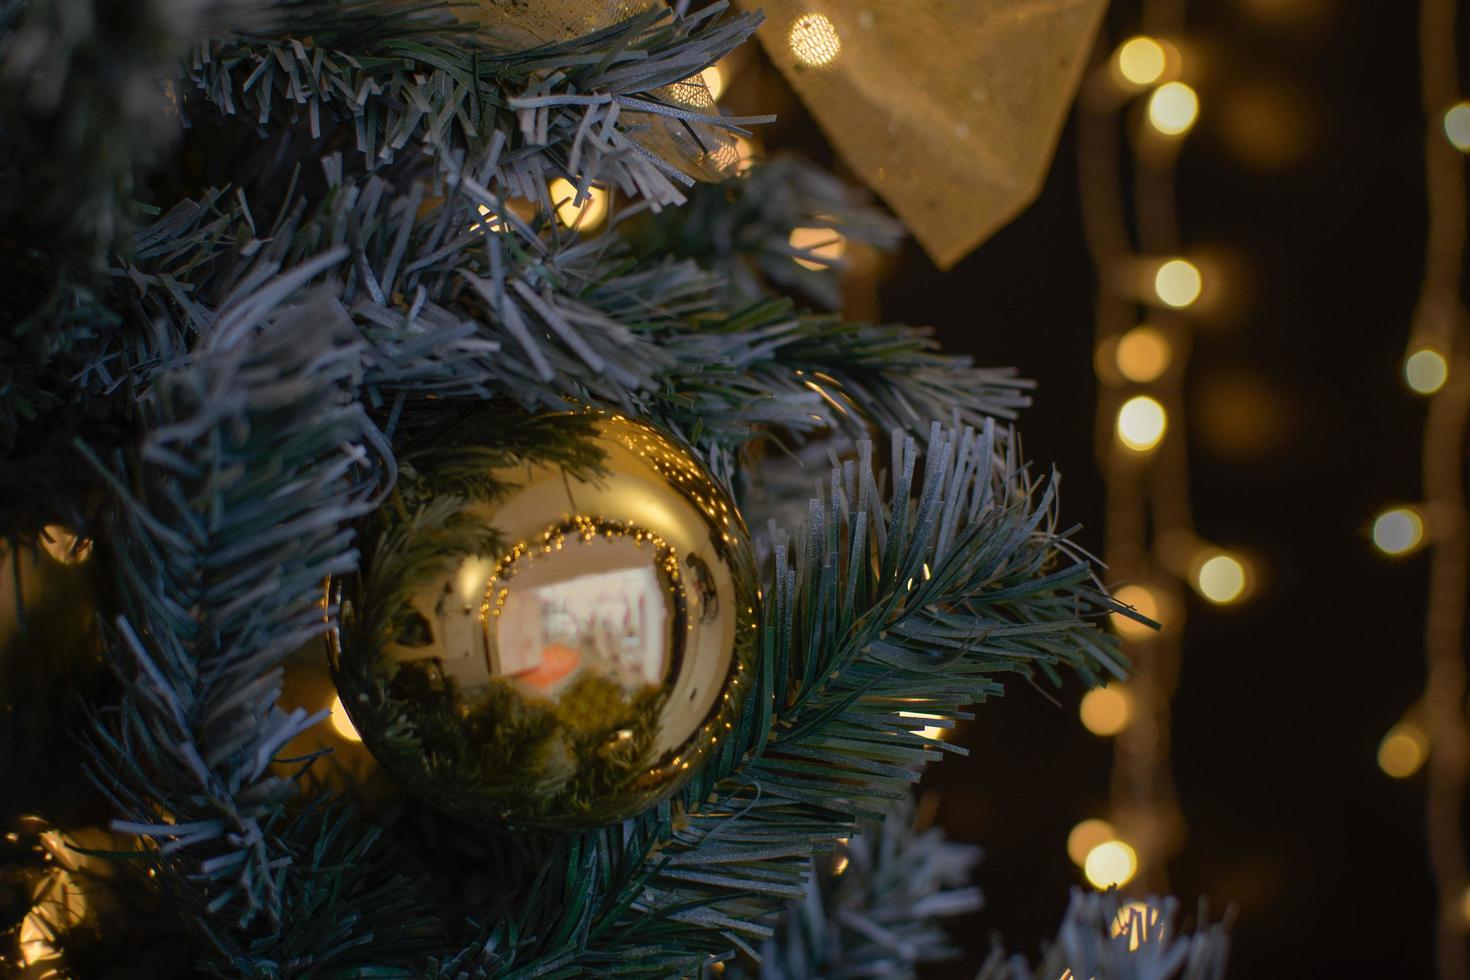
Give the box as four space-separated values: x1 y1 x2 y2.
1067 818 1116 867
702 64 727 101
1445 102 1470 152
548 177 608 231
1116 326 1172 382
1084 840 1139 889
1111 584 1161 639
1116 37 1167 87
789 13 841 67
899 710 948 741
1378 723 1429 778
1459 884 1470 926
1112 900 1161 950
790 226 847 270
40 524 92 564
1405 348 1449 395
1116 395 1167 452
1080 687 1132 737
330 695 362 742
1195 553 1247 604
1154 258 1203 307
1373 507 1425 556
1148 81 1200 136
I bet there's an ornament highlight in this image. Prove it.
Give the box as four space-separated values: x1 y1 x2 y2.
330 413 760 829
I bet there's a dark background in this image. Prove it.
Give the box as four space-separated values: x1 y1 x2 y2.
868 1 1442 976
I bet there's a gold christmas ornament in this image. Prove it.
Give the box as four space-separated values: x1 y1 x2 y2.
329 412 760 829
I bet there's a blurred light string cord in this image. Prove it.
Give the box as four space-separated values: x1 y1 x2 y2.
1415 0 1470 975
1073 0 1245 896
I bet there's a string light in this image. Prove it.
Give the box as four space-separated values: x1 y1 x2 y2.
39 525 91 564
1153 258 1203 308
1378 722 1429 779
1116 395 1168 452
701 64 727 102
1067 818 1117 866
1115 36 1168 87
1147 81 1200 136
330 695 362 742
1079 9 1208 897
1080 687 1132 736
1373 506 1426 556
789 226 847 270
899 710 949 741
788 13 841 67
1112 900 1162 951
547 177 608 231
1404 347 1449 394
1110 584 1161 639
1116 325 1172 382
1084 839 1139 889
1194 553 1248 604
1445 101 1470 152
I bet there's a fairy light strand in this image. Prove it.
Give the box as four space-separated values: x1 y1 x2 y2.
1075 0 1233 896
1394 0 1470 974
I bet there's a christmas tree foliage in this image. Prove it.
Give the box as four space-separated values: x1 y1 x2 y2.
0 1 1229 976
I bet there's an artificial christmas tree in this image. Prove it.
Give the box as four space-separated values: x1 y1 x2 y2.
0 1 1229 975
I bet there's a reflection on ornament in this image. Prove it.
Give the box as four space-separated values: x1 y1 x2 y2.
330 413 760 828
329 694 362 742
20 869 89 975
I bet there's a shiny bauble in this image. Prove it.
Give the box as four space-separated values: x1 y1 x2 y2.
329 412 760 829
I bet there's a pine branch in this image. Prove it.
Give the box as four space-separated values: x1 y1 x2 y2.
474 421 1127 974
184 0 766 205
78 267 437 971
637 153 906 311
976 890 1231 980
731 797 983 980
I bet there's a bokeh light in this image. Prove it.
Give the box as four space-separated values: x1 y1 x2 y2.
1116 37 1167 87
1148 81 1200 136
1404 347 1449 394
1195 553 1247 604
1084 840 1139 889
1153 258 1203 307
788 13 841 67
330 695 362 742
548 177 608 231
1116 395 1168 452
1110 584 1161 639
1067 818 1116 866
899 710 948 741
1115 326 1172 382
1112 900 1162 951
1373 507 1425 556
702 64 727 101
1445 102 1470 152
1378 723 1429 779
790 227 847 270
1080 687 1132 736
40 525 92 565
